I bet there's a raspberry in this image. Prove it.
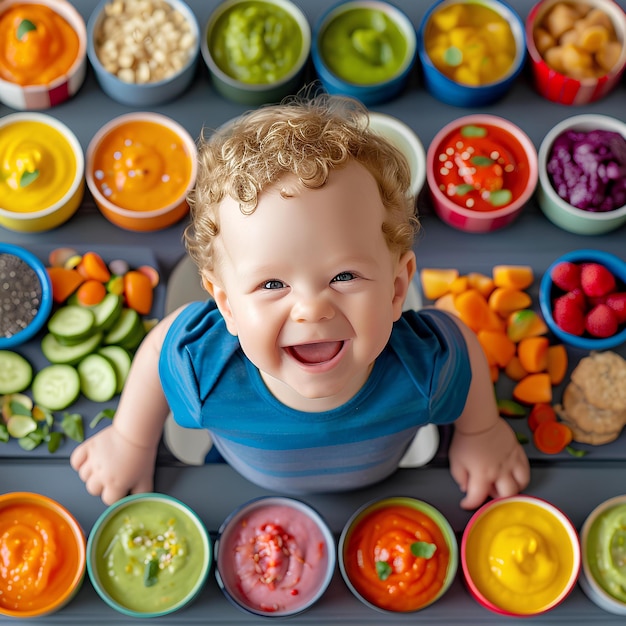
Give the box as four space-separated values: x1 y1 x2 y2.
550 261 581 292
552 294 585 336
605 292 626 324
580 262 617 298
585 304 619 338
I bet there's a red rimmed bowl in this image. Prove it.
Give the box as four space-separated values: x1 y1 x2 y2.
0 0 87 110
339 496 458 613
462 495 580 617
426 114 538 233
86 112 197 232
526 0 626 105
0 492 86 618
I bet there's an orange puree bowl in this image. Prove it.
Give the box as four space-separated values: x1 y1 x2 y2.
461 495 581 616
215 496 336 618
86 112 198 232
0 492 86 618
0 0 87 110
339 496 458 613
426 114 538 233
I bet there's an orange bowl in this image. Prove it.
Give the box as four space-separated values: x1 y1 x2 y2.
0 492 86 618
86 112 197 232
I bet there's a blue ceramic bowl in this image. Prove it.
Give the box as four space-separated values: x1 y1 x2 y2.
417 0 526 107
311 0 417 106
87 493 211 618
0 243 53 349
539 249 626 351
87 0 200 106
202 0 311 106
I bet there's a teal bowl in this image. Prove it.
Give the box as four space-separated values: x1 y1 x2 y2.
87 493 211 618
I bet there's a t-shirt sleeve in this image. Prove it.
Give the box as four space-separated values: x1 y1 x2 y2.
159 300 237 428
394 308 472 425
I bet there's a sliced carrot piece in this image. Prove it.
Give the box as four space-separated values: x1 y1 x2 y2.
527 403 557 432
533 420 573 454
504 355 529 381
420 268 459 300
517 336 549 373
488 287 532 318
547 344 568 386
124 270 153 315
512 373 552 405
493 265 534 290
477 329 516 368
76 279 107 306
455 289 503 333
80 251 111 283
46 267 85 303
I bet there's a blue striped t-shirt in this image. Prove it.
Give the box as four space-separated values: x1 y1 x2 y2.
160 300 471 493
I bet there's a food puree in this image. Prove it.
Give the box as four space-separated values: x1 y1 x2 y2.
343 504 451 612
1 119 77 213
219 503 330 614
319 7 409 84
433 122 529 212
91 120 193 212
93 500 206 613
0 502 82 614
424 3 516 85
586 502 626 603
210 1 303 84
0 3 79 86
464 500 576 614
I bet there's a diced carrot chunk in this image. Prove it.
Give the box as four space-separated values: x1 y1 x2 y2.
504 355 529 381
517 336 549 373
512 373 553 405
46 267 85 303
547 344 568 386
493 265 534 290
478 329 516 368
488 287 532 318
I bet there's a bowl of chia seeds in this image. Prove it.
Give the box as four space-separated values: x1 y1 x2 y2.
0 243 53 349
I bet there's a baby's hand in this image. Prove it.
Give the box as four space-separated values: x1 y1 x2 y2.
70 425 157 505
448 418 530 510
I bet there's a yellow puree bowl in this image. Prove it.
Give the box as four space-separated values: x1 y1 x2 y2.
0 113 84 232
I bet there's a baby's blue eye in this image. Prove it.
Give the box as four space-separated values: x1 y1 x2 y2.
263 279 285 290
332 272 356 282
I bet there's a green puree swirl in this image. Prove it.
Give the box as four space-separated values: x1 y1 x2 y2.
95 501 206 613
210 1 303 84
320 8 408 84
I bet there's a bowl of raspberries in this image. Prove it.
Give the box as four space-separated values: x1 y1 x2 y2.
539 249 626 350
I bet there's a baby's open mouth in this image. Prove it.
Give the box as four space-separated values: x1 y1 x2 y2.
287 341 344 365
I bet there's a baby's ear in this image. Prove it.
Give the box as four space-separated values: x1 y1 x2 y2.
202 276 238 336
392 251 416 320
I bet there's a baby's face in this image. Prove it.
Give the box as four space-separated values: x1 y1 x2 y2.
210 160 414 411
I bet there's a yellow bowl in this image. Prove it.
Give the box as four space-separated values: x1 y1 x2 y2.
86 112 198 232
0 113 84 232
0 492 86 618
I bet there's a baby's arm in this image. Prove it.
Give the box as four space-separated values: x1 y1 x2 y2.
70 306 186 505
447 315 530 510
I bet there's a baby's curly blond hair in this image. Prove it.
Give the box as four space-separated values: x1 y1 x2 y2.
184 93 419 274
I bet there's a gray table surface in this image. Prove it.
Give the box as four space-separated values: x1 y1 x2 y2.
2 0 626 623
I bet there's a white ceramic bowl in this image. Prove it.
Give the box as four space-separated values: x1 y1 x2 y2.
537 114 626 235
580 494 626 615
0 0 87 109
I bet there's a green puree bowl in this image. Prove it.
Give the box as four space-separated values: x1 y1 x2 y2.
87 493 211 618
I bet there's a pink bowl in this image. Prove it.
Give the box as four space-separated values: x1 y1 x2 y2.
0 0 87 110
426 114 537 233
526 0 626 105
461 495 580 617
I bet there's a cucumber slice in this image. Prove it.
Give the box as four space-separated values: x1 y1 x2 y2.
104 308 145 349
92 293 123 331
48 305 96 345
77 353 117 402
0 350 33 394
32 364 81 411
41 332 103 365
98 345 132 393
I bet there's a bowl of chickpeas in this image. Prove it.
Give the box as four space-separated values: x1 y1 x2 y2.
526 0 626 105
87 0 200 106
